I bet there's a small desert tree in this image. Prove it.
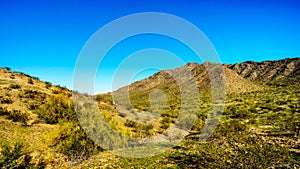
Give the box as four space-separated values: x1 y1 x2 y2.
27 78 33 84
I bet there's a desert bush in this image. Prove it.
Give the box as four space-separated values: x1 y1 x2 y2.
52 122 100 159
119 111 127 118
9 84 21 89
224 105 251 119
1 97 13 104
161 117 173 124
96 94 113 104
52 89 61 94
28 103 39 110
124 119 137 128
55 85 68 91
32 76 39 81
9 75 15 79
192 118 203 131
134 123 154 137
45 81 52 89
27 78 33 84
0 142 32 169
15 71 32 78
168 119 296 168
3 67 11 71
7 110 29 126
161 109 177 118
0 107 10 116
36 96 77 124
161 121 170 130
23 89 37 99
124 119 154 137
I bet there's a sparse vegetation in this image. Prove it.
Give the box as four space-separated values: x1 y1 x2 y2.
52 89 61 94
9 74 15 79
3 67 11 71
45 81 52 89
0 97 13 104
96 94 113 104
27 78 33 84
0 107 10 116
52 122 101 160
0 59 299 168
7 110 29 126
9 84 21 89
0 142 32 169
36 96 76 124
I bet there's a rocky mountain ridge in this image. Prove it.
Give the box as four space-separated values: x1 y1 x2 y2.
226 57 300 85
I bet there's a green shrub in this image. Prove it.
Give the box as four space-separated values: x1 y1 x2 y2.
23 89 38 99
96 94 113 104
124 119 137 128
28 103 38 110
7 110 29 126
45 81 52 89
9 84 21 89
52 89 60 94
192 118 203 131
169 118 296 168
161 122 170 130
161 109 177 118
27 78 33 84
224 105 251 119
32 76 39 81
52 122 100 159
36 96 77 124
0 142 32 169
4 67 11 71
124 119 154 137
1 97 13 104
0 107 10 116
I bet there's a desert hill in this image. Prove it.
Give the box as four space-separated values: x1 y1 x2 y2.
117 61 262 94
0 58 299 168
0 67 71 125
227 57 300 85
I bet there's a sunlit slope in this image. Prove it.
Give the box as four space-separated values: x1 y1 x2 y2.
228 57 300 85
0 68 72 125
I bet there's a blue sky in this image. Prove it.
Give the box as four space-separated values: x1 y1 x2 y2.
0 0 299 93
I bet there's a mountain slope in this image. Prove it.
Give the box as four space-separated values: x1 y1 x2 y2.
0 58 299 168
116 61 262 95
112 61 262 111
94 58 300 168
104 61 264 141
227 57 300 85
0 67 71 125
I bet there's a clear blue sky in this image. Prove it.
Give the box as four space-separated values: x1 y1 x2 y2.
1 0 299 93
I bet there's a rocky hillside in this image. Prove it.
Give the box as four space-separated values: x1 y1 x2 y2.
115 61 262 97
227 57 300 85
